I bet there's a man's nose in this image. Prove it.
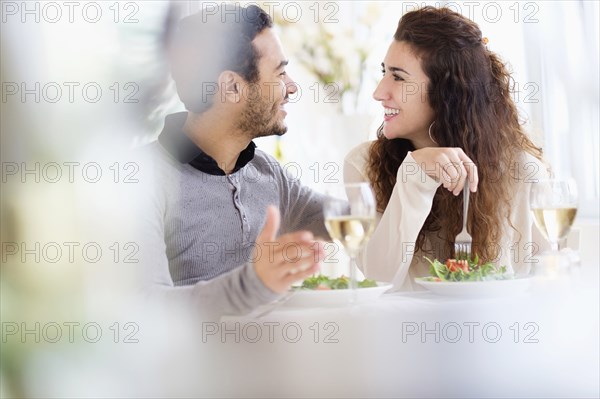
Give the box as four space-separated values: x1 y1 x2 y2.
285 75 298 95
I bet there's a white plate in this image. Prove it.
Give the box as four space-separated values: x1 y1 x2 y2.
283 283 392 308
414 276 532 298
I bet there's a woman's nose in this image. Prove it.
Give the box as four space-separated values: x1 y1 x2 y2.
372 78 389 102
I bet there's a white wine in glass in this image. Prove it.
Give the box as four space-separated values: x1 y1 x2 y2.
324 216 374 258
531 208 577 250
324 183 376 302
530 178 578 254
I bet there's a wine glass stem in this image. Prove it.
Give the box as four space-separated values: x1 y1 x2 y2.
349 256 357 304
550 241 559 252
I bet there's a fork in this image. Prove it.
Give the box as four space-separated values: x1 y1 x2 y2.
454 179 472 260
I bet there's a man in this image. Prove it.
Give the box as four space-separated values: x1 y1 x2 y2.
137 4 329 316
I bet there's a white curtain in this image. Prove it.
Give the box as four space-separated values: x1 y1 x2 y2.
523 1 599 218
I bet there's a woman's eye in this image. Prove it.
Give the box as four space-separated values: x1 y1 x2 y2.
393 75 404 82
280 71 287 76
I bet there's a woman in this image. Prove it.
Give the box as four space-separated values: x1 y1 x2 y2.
345 6 548 290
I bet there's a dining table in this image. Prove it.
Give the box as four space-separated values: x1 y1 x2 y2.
11 259 597 398
206 263 599 398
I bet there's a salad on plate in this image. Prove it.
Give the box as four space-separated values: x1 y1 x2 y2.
295 274 378 290
285 275 390 307
415 256 529 298
422 256 513 282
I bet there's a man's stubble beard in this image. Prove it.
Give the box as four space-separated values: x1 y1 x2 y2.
236 87 287 140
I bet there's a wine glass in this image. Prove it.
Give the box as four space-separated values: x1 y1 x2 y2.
323 183 376 303
530 178 578 273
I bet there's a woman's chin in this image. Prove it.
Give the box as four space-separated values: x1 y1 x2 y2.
382 126 399 140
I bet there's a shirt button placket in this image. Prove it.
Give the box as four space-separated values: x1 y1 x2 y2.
230 174 249 242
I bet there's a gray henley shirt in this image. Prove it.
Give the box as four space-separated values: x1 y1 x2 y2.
135 113 329 317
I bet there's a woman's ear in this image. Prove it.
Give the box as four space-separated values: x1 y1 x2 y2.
219 71 241 104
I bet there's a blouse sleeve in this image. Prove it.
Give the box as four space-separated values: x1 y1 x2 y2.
344 144 441 284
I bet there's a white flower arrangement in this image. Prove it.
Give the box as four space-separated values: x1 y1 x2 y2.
271 2 383 114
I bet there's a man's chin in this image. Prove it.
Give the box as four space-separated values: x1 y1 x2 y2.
251 125 287 139
276 125 288 136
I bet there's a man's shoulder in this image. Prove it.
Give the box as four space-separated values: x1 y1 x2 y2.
249 149 284 174
252 148 279 164
134 141 181 170
129 141 184 192
247 149 304 188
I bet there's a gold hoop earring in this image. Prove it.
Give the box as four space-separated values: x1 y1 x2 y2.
428 122 438 145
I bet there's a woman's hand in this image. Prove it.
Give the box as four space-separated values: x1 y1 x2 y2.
411 147 478 195
253 206 325 294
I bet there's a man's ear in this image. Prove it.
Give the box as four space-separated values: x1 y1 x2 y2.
219 71 242 104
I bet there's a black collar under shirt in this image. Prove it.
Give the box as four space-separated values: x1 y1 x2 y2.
157 112 256 175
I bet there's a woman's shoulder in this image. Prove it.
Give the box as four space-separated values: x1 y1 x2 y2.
345 141 374 167
511 150 550 183
518 150 545 164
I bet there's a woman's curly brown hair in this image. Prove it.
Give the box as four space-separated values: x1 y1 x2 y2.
366 6 543 262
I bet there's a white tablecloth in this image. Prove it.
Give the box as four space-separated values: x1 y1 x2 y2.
211 266 599 398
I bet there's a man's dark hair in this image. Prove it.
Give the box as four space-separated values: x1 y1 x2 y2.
168 4 273 113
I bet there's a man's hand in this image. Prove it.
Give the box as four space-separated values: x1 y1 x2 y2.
253 206 325 294
411 147 479 195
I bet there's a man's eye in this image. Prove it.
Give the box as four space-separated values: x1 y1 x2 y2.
381 68 385 75
280 71 287 76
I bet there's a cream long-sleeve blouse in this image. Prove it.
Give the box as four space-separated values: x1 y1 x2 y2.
344 142 549 291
